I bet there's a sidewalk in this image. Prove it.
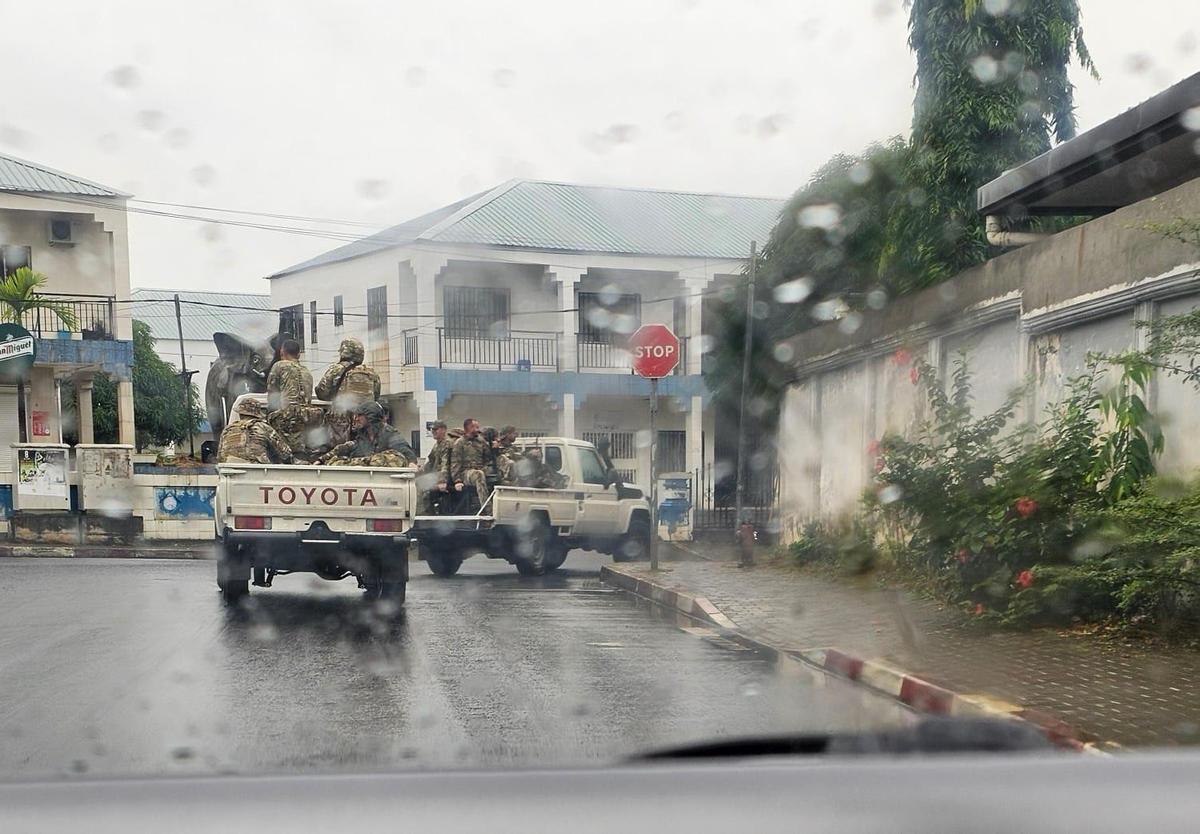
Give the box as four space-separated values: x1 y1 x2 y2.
628 543 1200 748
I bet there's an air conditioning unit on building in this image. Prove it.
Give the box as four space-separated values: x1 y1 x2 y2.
47 218 75 245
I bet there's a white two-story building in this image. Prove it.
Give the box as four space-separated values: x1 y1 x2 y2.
268 179 783 488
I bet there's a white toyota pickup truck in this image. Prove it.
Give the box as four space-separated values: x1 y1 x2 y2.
214 396 651 603
413 437 652 578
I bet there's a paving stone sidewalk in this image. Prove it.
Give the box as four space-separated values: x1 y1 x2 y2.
636 543 1200 748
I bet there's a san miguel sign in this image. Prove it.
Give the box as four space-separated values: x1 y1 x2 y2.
0 323 35 383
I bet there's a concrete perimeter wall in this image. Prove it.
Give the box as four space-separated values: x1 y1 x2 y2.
776 176 1200 543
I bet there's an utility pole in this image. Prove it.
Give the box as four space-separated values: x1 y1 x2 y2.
173 294 195 458
734 241 757 564
648 377 659 570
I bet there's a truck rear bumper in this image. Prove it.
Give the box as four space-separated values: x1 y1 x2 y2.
223 529 408 554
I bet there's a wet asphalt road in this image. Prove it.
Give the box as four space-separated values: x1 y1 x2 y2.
0 553 912 780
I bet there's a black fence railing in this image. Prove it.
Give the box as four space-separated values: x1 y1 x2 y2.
577 333 690 374
690 461 777 531
437 328 559 370
402 330 419 365
20 294 115 339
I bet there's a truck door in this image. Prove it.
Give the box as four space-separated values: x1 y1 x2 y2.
571 447 620 536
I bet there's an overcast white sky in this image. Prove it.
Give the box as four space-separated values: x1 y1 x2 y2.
1 0 1195 293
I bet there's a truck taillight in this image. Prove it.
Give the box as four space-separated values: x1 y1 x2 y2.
234 516 271 530
368 519 404 533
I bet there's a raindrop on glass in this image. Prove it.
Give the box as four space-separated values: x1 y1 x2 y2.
191 164 217 187
357 178 390 200
970 55 999 84
492 68 515 88
773 277 813 304
405 66 426 87
797 203 842 230
107 65 141 90
137 110 166 133
773 343 795 363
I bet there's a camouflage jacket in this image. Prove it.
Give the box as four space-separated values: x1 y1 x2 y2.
266 359 313 412
325 423 416 465
315 360 380 409
449 434 489 483
424 437 453 481
217 417 293 464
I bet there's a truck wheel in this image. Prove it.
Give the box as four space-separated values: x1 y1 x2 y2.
514 515 550 576
424 547 463 578
217 542 250 603
364 580 407 604
615 516 651 562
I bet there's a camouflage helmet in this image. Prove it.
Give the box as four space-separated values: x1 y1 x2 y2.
355 400 385 421
338 337 365 364
239 398 268 419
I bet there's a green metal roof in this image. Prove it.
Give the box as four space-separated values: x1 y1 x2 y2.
270 179 784 278
0 152 126 197
131 288 276 344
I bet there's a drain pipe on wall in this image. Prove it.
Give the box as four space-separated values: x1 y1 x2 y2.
985 215 1053 248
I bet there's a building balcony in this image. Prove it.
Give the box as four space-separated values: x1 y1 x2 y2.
403 328 691 376
20 294 116 341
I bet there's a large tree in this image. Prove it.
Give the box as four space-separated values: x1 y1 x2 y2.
706 0 1095 446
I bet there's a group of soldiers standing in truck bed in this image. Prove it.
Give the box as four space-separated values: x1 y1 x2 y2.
217 336 566 511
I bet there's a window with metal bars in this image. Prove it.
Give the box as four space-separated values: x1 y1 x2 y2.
444 286 509 338
581 431 636 460
309 301 318 346
367 286 388 346
333 295 344 327
578 291 640 343
279 304 304 351
1 245 31 276
655 430 686 473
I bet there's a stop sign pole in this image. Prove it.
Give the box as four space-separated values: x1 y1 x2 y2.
629 324 681 571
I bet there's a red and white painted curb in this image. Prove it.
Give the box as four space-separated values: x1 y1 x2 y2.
601 563 1110 754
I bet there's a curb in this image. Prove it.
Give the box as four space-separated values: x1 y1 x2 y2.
600 563 1108 754
0 544 217 560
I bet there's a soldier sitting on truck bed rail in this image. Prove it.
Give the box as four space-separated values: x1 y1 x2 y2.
266 338 320 458
318 401 416 467
217 398 294 464
417 420 452 513
448 418 491 507
493 425 523 485
512 447 568 489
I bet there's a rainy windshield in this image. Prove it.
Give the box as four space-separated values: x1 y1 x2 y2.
0 0 1198 784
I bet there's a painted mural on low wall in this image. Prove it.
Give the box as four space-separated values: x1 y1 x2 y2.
155 486 215 519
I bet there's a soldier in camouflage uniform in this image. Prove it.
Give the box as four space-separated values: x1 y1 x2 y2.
513 447 569 489
319 401 416 467
417 420 452 513
315 337 381 447
266 338 316 456
449 418 493 507
217 398 293 464
493 425 524 484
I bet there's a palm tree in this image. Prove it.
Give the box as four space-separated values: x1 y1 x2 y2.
0 267 78 332
0 267 77 443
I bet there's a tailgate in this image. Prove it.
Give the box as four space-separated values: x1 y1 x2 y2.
220 464 415 534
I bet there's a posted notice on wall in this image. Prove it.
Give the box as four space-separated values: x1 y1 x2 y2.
17 448 68 498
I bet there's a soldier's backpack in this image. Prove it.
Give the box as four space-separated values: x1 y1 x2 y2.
338 364 378 404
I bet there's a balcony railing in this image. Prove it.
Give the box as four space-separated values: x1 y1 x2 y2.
20 293 116 340
437 328 559 371
578 333 690 375
404 327 694 373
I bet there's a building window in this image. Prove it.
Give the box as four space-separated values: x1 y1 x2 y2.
578 291 640 343
279 304 304 352
1 245 31 276
579 449 609 485
655 430 686 473
582 430 636 460
444 286 509 339
367 286 388 346
309 301 318 346
333 295 344 327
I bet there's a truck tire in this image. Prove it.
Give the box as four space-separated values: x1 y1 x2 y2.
514 514 551 576
543 540 569 572
363 553 408 604
364 580 407 604
615 515 651 562
424 547 463 578
217 541 250 603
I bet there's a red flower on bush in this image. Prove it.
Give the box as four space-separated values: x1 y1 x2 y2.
892 348 912 366
1014 497 1038 518
1015 569 1034 589
866 439 882 456
973 603 985 616
956 548 970 565
909 366 920 385
874 457 886 473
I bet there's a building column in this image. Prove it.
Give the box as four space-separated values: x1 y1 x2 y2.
411 253 448 372
117 379 135 446
558 393 576 438
685 395 703 479
552 270 584 372
74 374 95 445
27 366 61 444
683 277 706 375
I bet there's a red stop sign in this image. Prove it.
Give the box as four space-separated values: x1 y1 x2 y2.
628 324 680 378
